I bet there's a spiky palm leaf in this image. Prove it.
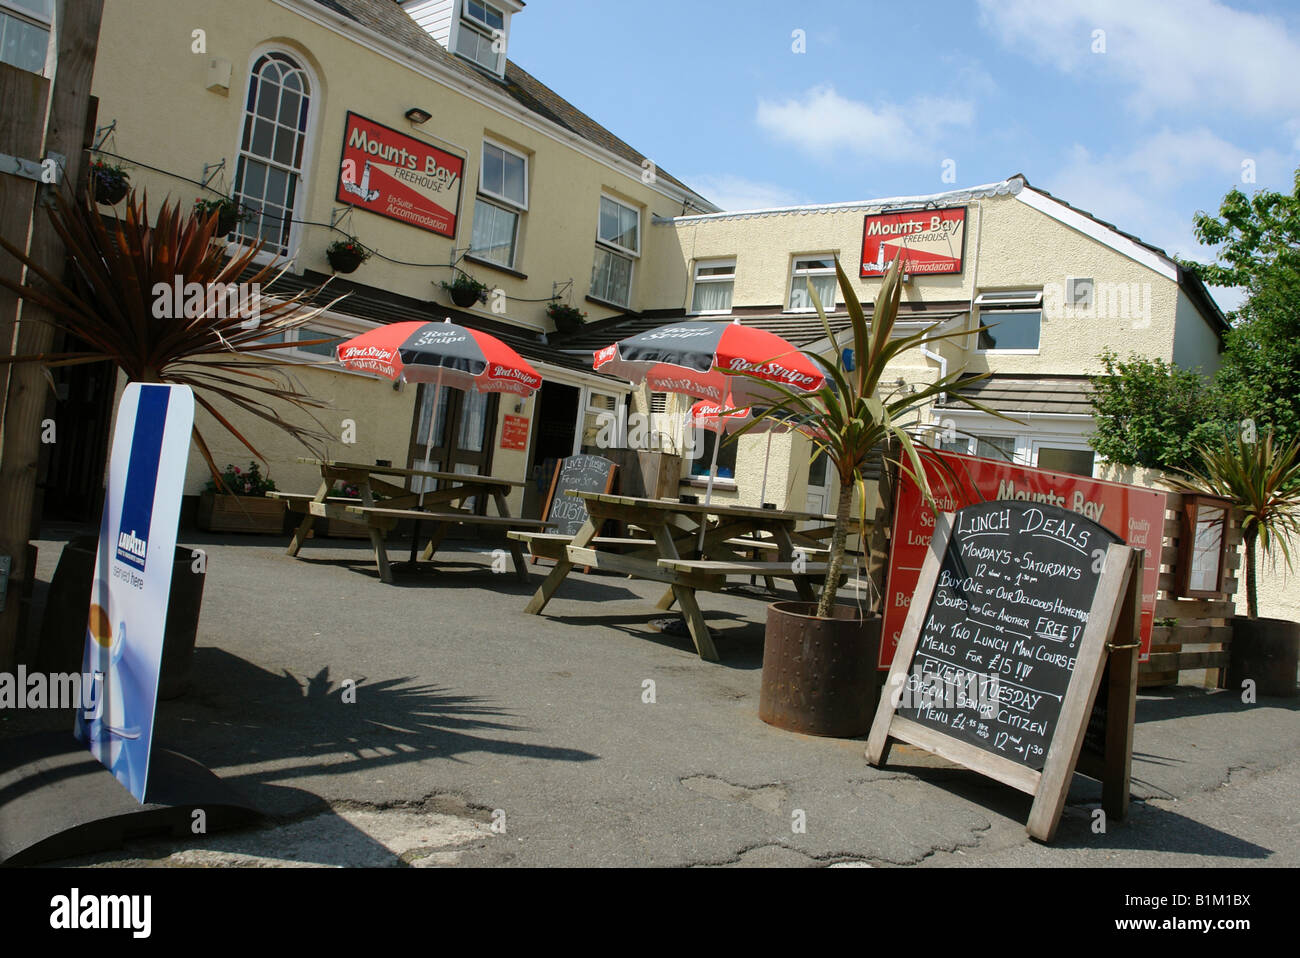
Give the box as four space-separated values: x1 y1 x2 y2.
1163 428 1300 619
727 254 1017 617
0 184 346 488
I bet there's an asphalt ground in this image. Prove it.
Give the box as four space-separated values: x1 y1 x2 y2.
6 526 1298 868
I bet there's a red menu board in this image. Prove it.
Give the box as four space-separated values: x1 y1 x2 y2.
500 415 530 451
860 206 966 277
335 112 464 238
881 450 1166 668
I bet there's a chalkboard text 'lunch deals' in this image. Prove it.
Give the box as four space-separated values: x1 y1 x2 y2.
882 451 1166 667
893 500 1121 771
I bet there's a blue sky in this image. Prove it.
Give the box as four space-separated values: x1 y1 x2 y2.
509 0 1300 311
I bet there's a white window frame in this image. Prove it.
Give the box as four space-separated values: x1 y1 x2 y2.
0 0 53 75
454 0 507 75
479 138 528 210
788 255 837 313
597 194 640 257
228 45 320 267
256 312 379 373
689 258 736 315
974 290 1043 307
975 307 1043 355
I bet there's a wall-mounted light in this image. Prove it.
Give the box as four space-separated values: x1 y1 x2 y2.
404 107 432 124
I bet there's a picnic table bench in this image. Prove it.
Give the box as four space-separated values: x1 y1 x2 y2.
275 459 549 583
515 491 845 661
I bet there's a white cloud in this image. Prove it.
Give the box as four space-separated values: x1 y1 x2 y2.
685 174 805 213
976 0 1300 117
1043 128 1267 263
755 85 973 163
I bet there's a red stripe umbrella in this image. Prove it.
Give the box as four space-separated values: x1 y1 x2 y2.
592 319 824 407
336 319 542 520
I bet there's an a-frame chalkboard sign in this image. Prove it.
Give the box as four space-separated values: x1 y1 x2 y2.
866 501 1143 842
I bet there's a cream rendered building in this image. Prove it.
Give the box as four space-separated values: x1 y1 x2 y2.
78 0 716 522
565 175 1228 518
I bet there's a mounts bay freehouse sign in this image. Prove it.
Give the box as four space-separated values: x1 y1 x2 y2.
335 112 465 238
860 205 966 277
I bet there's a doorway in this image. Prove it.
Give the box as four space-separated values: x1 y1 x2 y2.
523 380 580 519
407 385 499 512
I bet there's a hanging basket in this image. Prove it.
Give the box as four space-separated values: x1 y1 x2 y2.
94 176 129 205
327 246 366 274
449 285 482 308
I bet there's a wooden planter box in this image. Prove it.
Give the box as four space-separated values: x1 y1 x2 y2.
197 492 287 534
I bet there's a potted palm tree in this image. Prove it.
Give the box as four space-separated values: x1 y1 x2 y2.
0 183 342 692
1164 428 1300 696
737 255 1002 736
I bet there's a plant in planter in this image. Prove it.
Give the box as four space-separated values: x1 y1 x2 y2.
1164 428 1300 695
90 159 130 204
198 462 288 534
440 272 489 308
546 300 586 333
735 255 1004 736
326 235 371 273
193 195 247 235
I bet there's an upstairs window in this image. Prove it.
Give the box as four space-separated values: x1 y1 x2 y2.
977 310 1042 351
0 0 51 74
690 259 736 314
590 195 639 308
471 140 527 268
232 51 313 258
456 0 506 73
789 256 837 312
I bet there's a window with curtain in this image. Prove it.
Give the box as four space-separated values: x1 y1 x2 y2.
232 52 312 256
591 196 638 307
0 0 50 73
456 0 506 73
789 256 837 312
691 259 735 314
472 141 527 268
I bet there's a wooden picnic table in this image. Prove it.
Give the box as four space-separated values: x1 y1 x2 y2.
513 492 843 661
274 458 546 583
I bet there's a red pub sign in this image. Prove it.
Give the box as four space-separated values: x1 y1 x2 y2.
500 415 530 451
881 450 1166 668
335 112 465 238
860 205 966 277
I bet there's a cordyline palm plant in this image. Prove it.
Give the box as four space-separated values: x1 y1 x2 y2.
730 254 1007 618
1163 428 1300 619
0 184 344 486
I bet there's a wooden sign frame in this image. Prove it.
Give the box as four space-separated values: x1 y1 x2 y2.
535 456 617 571
866 512 1143 842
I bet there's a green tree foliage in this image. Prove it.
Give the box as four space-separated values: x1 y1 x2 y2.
1087 349 1231 473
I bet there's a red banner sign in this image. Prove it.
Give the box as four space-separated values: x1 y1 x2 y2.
335 112 464 238
881 451 1166 668
500 415 530 451
861 206 966 277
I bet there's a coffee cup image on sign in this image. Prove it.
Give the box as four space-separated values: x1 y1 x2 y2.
83 600 139 767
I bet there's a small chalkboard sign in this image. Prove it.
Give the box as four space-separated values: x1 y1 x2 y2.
866 500 1142 842
540 454 617 538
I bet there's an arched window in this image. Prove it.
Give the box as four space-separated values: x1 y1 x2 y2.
232 51 312 256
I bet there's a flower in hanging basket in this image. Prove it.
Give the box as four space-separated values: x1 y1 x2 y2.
204 461 278 498
546 300 586 332
326 236 371 273
193 196 247 236
90 159 130 205
440 272 489 307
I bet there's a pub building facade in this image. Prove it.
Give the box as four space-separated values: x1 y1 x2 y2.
73 1 1225 529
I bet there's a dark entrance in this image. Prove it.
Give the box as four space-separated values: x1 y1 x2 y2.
522 381 580 519
38 347 115 523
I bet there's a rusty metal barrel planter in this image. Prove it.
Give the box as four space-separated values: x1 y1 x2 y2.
759 601 881 737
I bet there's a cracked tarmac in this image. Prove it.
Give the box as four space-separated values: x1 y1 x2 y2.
9 532 1300 868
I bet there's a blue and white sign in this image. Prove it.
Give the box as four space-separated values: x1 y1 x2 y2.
75 383 194 803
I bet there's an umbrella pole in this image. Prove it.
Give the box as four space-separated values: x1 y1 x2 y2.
696 431 721 556
759 429 773 505
410 368 443 565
